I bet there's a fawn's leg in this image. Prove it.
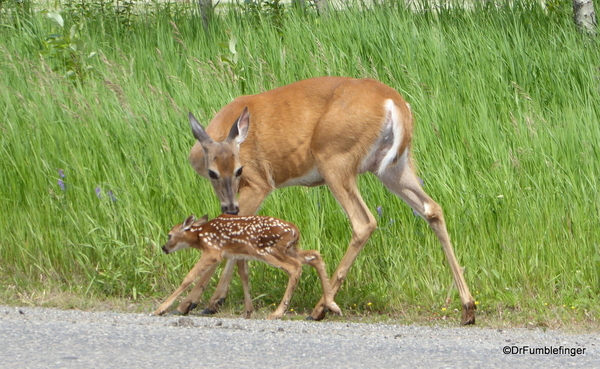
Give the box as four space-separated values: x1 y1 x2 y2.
174 261 219 315
154 255 220 316
299 250 342 316
260 255 303 320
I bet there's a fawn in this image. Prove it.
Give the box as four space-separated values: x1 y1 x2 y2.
154 214 342 320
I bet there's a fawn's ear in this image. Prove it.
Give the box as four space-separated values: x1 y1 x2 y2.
192 214 209 228
182 215 196 230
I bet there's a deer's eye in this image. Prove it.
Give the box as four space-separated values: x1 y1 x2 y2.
208 170 219 180
234 167 243 177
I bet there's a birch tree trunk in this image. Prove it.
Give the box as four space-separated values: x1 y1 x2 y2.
199 0 213 31
573 0 597 34
314 0 329 14
292 0 329 14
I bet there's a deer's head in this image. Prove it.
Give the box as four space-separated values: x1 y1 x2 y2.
162 214 209 254
189 108 249 215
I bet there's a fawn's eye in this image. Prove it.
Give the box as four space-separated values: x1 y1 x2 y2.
208 170 219 180
234 167 243 177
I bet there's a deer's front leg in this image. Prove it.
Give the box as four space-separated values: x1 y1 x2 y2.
202 182 271 314
154 256 220 316
202 259 235 314
237 259 254 319
308 171 376 321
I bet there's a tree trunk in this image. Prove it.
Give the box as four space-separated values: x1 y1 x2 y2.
199 0 213 31
292 0 329 14
573 0 597 34
314 0 329 14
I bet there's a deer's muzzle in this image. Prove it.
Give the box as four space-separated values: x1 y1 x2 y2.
221 204 239 215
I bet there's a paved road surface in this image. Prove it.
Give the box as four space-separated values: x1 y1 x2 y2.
1 306 598 368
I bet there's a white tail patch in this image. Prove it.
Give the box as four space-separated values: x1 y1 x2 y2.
377 99 403 175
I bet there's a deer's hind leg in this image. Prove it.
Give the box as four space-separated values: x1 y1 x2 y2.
376 153 476 325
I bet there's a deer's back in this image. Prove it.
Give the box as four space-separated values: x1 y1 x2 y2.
193 76 410 186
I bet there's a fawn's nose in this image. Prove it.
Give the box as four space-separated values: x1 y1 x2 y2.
161 245 169 254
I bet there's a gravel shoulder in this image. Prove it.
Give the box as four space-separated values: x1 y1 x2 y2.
1 305 598 368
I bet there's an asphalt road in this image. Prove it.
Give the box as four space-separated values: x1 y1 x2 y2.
1 306 598 368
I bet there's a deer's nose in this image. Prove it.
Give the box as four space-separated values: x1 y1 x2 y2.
161 245 170 254
221 204 239 215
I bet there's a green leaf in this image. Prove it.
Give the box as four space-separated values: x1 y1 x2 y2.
47 10 64 28
220 55 232 64
228 36 237 55
69 24 79 40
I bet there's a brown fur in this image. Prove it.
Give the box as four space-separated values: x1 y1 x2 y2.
185 76 476 324
154 214 342 320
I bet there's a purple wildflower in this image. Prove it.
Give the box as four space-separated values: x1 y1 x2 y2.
58 179 65 191
95 187 102 199
107 190 117 202
58 169 65 178
376 206 383 217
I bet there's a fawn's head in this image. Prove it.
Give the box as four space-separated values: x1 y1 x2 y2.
189 108 249 215
162 215 209 254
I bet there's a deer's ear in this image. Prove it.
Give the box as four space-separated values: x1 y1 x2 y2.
189 113 214 147
192 214 209 228
182 215 196 230
226 107 249 145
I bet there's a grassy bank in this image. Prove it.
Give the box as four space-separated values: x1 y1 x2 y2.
1 0 598 327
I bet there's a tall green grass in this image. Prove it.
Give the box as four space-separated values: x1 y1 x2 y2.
1 1 599 324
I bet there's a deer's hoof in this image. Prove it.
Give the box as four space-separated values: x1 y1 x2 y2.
201 308 217 315
461 301 477 325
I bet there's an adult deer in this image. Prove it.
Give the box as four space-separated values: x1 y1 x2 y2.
154 214 342 319
184 76 476 324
